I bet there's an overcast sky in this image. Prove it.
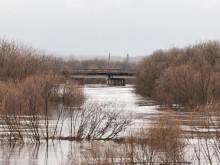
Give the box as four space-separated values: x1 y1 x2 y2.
0 0 220 56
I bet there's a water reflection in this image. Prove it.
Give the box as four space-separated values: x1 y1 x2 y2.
0 85 159 165
0 142 71 165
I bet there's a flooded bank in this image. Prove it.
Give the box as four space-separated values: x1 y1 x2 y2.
0 84 160 164
0 85 219 164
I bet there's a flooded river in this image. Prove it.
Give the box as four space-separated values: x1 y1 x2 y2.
0 85 160 165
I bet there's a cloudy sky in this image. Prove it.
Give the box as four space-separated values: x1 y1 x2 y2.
0 0 220 56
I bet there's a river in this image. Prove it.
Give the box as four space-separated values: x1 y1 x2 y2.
0 84 160 165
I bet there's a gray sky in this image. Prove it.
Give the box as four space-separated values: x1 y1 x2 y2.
0 0 220 56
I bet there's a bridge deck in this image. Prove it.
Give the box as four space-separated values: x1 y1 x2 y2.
64 69 135 85
70 69 135 76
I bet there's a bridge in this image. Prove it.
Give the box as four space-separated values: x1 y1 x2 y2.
64 69 135 86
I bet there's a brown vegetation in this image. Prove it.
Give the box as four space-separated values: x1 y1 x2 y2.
0 38 133 143
135 41 220 109
0 39 69 81
68 113 187 165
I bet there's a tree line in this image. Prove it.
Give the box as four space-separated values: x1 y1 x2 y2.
135 41 220 109
0 38 136 82
0 39 69 81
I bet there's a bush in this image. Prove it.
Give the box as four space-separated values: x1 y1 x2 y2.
135 41 220 109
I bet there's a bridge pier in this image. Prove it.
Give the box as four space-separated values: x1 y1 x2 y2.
107 78 125 86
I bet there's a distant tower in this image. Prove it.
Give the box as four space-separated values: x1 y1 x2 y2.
127 53 129 62
108 53 110 69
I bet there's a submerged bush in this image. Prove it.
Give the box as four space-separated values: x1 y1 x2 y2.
0 74 85 142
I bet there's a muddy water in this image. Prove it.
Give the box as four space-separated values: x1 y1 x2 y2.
0 85 160 165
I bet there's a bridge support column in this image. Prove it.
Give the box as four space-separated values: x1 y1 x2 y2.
107 78 125 86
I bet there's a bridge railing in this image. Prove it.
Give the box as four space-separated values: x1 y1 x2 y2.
71 69 135 74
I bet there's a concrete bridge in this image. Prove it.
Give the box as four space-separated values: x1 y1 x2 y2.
64 69 135 86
